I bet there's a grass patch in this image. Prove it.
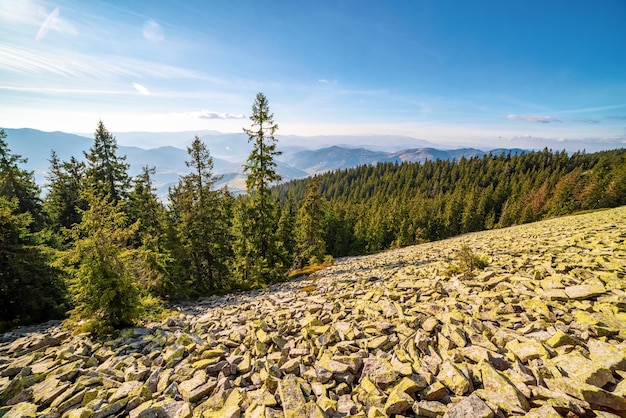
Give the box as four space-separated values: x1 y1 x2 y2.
288 263 333 279
299 285 317 293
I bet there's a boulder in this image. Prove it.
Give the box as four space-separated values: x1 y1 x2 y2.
443 395 493 418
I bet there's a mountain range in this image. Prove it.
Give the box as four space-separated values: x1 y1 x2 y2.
2 128 525 197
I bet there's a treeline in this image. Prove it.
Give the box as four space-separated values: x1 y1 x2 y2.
277 148 626 255
0 93 328 334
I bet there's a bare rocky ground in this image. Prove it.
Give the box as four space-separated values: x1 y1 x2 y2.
1 207 625 418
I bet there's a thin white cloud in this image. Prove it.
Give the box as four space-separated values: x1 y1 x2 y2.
564 117 599 124
185 110 245 120
36 7 59 40
607 115 626 120
0 44 202 80
0 85 133 95
507 114 561 123
2 2 77 40
553 104 626 114
35 7 77 40
133 83 150 95
507 115 600 124
143 20 164 42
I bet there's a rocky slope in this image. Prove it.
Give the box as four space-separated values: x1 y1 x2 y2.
1 207 625 418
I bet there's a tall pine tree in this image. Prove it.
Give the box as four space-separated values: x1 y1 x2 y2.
233 93 284 286
84 121 131 203
169 137 232 295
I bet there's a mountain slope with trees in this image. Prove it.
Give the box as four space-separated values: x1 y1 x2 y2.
277 148 626 256
1 93 625 333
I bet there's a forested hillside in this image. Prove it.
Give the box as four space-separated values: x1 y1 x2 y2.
277 148 626 255
1 96 626 333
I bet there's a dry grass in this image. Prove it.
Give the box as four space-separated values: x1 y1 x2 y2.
299 285 317 293
287 263 333 279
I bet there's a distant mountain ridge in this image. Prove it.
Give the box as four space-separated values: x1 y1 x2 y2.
2 128 525 196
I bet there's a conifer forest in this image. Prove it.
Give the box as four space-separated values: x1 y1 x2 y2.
1 93 625 334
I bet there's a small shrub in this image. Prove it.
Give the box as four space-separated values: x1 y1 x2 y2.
73 319 115 337
445 245 488 277
140 295 172 321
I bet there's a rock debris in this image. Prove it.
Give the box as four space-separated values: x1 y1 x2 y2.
1 207 625 417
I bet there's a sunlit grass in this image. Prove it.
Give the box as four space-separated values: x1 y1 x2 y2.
288 263 333 279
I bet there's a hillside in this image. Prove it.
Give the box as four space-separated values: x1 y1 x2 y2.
1 207 625 417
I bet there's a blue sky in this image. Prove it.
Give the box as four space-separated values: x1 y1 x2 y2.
1 0 626 150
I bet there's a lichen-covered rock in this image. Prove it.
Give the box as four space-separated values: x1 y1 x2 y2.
413 400 449 417
587 339 626 372
505 340 549 363
278 375 306 418
443 395 493 418
437 361 471 396
5 401 38 418
544 329 581 348
565 283 607 300
1 207 625 418
480 361 530 412
522 404 562 418
360 357 398 388
202 388 242 418
62 406 94 418
383 389 413 415
545 377 626 411
551 351 614 387
421 380 450 401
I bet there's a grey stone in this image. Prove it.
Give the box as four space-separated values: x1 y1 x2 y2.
443 395 493 418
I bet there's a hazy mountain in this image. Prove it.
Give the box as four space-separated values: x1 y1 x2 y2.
282 146 397 173
2 128 308 197
104 130 436 154
2 127 528 196
281 146 519 174
276 134 436 152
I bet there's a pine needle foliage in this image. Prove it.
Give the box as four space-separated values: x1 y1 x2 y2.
0 129 44 231
168 137 232 295
0 196 67 330
294 177 327 269
62 191 141 336
233 93 285 286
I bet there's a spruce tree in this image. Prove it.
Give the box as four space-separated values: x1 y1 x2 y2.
0 196 67 330
127 166 172 298
233 93 284 286
277 193 297 267
294 178 326 268
63 191 141 335
169 137 232 295
44 152 86 240
0 129 44 231
84 121 131 203
127 166 167 247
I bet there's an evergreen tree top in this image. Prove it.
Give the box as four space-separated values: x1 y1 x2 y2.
243 92 282 194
